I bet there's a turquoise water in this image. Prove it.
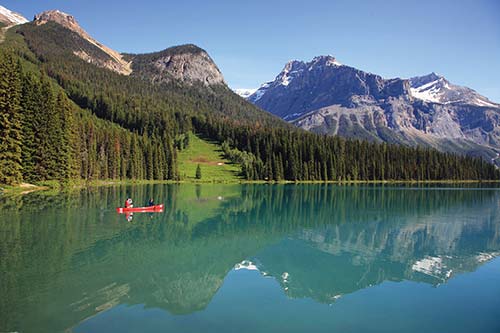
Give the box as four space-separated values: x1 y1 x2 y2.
1 184 499 333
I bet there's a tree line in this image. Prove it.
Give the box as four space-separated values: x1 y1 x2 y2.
195 115 499 181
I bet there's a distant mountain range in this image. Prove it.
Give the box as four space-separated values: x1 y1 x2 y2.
239 56 500 163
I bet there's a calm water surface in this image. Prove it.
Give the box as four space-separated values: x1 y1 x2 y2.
1 184 500 333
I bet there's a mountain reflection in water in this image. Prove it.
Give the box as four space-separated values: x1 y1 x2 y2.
0 184 499 333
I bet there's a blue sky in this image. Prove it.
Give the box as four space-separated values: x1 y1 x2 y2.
3 0 500 101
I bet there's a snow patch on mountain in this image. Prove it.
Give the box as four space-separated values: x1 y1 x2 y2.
311 55 342 68
410 78 445 103
234 88 257 98
278 60 306 86
251 88 267 102
474 98 497 108
248 82 272 103
409 73 498 107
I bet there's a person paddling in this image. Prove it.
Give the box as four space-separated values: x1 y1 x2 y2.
125 197 133 208
148 198 154 207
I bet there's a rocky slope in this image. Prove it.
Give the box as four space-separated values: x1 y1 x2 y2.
126 44 226 86
0 5 28 26
248 56 500 162
28 9 226 86
33 10 132 75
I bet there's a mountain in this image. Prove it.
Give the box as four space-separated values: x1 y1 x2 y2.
248 56 500 162
126 44 226 86
12 9 278 125
0 4 498 185
234 88 257 98
31 10 225 85
409 72 498 107
249 56 408 120
33 10 132 75
0 5 28 26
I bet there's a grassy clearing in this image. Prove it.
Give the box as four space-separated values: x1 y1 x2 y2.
177 133 242 182
0 182 50 195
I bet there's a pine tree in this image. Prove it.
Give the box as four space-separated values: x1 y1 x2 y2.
20 72 41 182
56 92 78 181
0 54 23 185
33 75 59 180
195 164 202 179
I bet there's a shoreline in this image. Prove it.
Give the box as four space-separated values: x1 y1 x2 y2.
1 179 500 196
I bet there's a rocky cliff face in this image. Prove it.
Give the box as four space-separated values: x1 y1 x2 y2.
33 10 132 75
248 56 500 162
128 44 226 86
249 56 411 120
0 5 28 26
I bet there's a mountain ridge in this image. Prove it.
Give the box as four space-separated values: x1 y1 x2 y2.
29 10 225 86
246 55 500 163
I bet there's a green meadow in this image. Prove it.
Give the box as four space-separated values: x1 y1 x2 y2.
177 134 242 182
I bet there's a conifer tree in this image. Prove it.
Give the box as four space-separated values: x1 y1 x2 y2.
195 164 202 179
0 54 23 185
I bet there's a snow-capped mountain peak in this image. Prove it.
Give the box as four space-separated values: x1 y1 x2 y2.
410 73 498 107
234 88 257 98
0 5 28 26
409 73 449 104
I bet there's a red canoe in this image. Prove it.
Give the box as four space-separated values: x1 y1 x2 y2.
116 204 164 214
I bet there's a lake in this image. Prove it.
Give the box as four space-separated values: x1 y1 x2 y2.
1 184 499 333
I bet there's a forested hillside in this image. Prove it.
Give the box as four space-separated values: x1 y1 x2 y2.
0 18 498 186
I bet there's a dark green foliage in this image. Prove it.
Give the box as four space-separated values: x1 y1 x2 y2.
1 49 177 184
0 54 23 184
18 22 115 65
195 164 202 179
20 72 41 182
